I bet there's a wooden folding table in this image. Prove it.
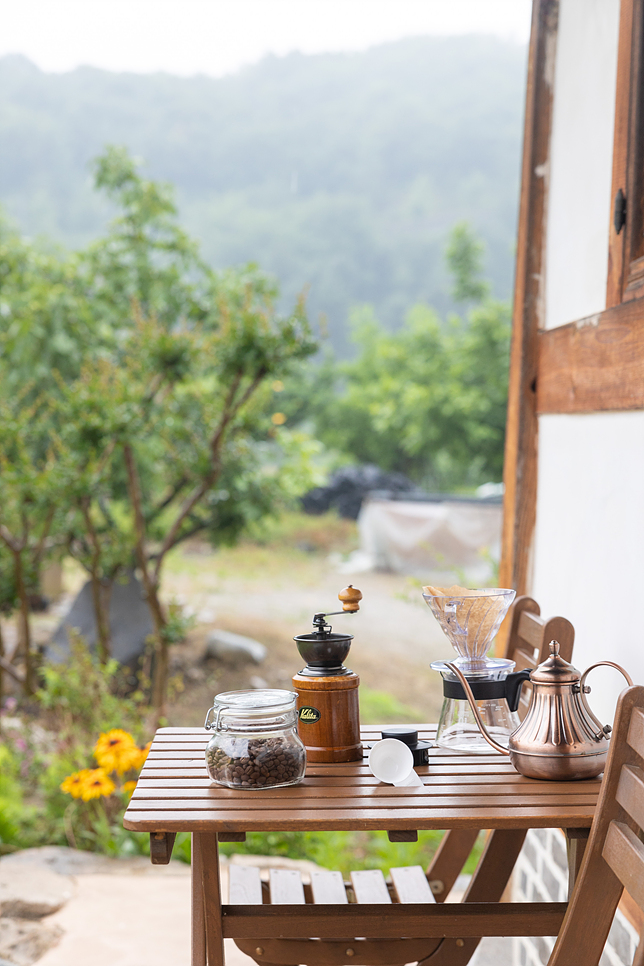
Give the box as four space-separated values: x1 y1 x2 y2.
124 724 601 966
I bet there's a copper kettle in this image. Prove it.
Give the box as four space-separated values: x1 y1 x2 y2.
447 642 632 780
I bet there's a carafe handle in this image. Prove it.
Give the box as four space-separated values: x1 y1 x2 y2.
505 669 532 713
444 663 511 756
578 662 633 740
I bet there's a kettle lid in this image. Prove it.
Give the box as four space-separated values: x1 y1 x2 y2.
530 641 580 684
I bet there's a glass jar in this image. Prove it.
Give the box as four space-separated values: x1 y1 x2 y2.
204 689 306 789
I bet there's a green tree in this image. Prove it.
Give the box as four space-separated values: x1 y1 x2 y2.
0 147 317 710
0 391 65 692
283 225 510 489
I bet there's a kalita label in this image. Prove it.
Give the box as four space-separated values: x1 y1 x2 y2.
298 706 321 723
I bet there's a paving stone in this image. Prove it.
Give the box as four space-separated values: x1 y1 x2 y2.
0 918 63 966
0 868 74 920
0 847 190 878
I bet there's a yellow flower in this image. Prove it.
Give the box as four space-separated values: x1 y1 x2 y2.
271 412 286 425
94 729 140 775
80 768 116 801
120 780 137 796
60 769 93 799
131 741 152 771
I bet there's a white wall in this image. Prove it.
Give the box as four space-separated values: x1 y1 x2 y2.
532 413 644 723
544 0 620 329
532 0 634 724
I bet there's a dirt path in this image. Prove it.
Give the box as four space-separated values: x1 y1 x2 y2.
162 539 453 725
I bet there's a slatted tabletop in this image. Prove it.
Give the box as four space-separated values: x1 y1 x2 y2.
123 725 602 835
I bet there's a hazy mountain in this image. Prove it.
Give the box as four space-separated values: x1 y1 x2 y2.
0 37 526 351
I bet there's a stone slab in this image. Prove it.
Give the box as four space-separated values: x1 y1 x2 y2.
0 868 74 920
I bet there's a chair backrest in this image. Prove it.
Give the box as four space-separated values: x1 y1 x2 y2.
504 596 575 716
548 684 644 966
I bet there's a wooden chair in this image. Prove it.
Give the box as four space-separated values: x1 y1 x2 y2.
231 596 575 966
547 683 644 966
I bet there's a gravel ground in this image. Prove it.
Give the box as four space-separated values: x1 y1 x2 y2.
4 848 513 966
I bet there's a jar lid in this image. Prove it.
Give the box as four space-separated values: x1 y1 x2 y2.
381 726 418 747
213 689 297 717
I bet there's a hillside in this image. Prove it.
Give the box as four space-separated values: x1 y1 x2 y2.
0 37 526 351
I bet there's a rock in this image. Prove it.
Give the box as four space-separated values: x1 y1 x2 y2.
47 571 153 668
0 847 112 877
0 918 63 965
0 868 74 920
205 629 267 666
0 847 189 878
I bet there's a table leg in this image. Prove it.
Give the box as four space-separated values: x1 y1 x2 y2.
192 833 206 966
200 832 225 966
564 828 590 897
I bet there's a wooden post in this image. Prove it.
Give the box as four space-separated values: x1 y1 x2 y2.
500 0 559 601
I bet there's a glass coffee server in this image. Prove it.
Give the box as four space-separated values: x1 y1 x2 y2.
423 587 530 753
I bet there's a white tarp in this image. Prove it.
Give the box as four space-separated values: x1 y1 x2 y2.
356 497 502 584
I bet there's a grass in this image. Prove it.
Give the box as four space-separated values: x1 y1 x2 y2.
174 828 485 879
359 687 425 724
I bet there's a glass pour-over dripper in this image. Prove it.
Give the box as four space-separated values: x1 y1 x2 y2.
423 588 524 753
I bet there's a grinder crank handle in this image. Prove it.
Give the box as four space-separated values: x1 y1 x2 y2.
312 586 362 631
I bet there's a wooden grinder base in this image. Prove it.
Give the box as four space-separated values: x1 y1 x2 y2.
293 670 363 763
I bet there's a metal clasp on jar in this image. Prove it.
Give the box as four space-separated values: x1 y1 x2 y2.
204 706 224 731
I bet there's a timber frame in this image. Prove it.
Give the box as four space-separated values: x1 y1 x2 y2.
500 0 644 595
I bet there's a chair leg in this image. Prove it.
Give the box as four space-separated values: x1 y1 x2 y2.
425 829 480 901
419 829 527 966
546 851 623 966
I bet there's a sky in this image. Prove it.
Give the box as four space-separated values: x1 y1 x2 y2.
0 0 531 77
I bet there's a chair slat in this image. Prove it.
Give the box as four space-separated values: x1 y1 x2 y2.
350 869 391 904
268 869 306 904
310 870 348 904
512 646 538 673
229 865 263 905
518 611 544 650
616 764 644 829
602 821 644 910
390 866 436 903
627 708 644 760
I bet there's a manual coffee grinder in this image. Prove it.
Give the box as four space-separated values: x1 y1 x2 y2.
292 585 363 762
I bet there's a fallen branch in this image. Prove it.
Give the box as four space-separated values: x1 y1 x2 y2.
0 655 25 685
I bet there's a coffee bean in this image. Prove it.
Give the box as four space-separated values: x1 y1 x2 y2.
206 735 306 789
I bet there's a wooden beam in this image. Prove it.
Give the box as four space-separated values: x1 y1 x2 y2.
537 298 644 413
606 0 635 307
221 902 568 939
149 830 176 864
500 0 558 597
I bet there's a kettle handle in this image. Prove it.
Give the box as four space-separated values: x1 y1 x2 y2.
578 662 633 740
444 663 511 756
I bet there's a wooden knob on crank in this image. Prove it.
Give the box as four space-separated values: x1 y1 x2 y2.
338 585 362 612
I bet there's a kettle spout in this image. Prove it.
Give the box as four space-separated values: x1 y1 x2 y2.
444 663 511 756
